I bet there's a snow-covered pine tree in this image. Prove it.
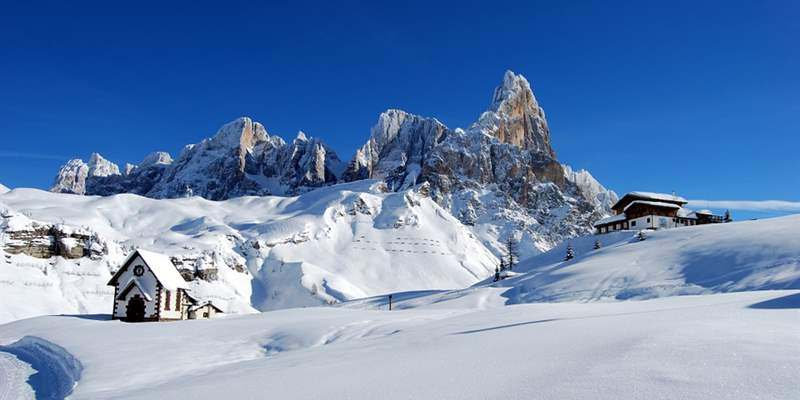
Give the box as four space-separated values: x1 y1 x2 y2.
499 259 506 271
724 209 732 223
637 230 647 241
565 243 575 261
593 240 601 250
506 237 519 270
493 267 500 282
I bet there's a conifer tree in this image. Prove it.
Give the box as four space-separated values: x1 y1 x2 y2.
724 209 732 223
593 240 601 250
499 259 506 272
506 237 519 270
637 230 647 241
493 267 500 282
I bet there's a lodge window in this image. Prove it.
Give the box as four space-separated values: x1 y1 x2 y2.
203 312 209 318
165 290 171 310
646 218 651 223
631 220 636 227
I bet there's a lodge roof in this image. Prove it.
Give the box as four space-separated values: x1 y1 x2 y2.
593 213 627 227
623 200 682 212
612 191 688 211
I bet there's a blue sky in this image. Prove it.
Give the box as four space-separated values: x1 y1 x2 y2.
1 1 798 218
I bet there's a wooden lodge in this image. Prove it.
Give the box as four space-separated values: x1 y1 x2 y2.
107 249 223 322
595 191 727 234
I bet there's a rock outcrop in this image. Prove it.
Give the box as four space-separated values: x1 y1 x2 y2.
1 209 106 260
342 109 450 190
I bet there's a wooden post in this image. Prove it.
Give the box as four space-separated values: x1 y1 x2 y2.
388 294 393 311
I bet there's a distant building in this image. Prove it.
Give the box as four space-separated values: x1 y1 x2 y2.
189 302 224 320
594 192 726 234
107 249 223 322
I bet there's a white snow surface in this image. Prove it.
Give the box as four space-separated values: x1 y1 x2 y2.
0 183 8 194
0 290 797 399
494 216 800 303
0 181 497 323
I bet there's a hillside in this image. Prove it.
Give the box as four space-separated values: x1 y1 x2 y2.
346 215 800 311
0 182 496 323
499 215 800 303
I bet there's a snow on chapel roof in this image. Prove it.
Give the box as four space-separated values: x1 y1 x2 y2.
136 249 189 291
110 249 189 291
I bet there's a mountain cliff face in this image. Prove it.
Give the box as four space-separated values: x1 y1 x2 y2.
342 71 616 252
50 70 615 252
52 117 343 200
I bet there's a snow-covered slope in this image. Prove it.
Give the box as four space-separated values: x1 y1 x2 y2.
342 215 800 312
462 216 799 306
0 183 8 194
0 290 797 399
0 181 496 323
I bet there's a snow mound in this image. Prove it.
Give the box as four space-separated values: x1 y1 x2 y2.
0 335 83 400
499 215 800 303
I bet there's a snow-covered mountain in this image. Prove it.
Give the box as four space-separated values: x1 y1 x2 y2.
50 71 616 253
0 183 9 194
0 182 497 323
343 71 617 254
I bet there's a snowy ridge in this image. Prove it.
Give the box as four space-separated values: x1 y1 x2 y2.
0 182 497 323
497 215 800 303
0 183 8 194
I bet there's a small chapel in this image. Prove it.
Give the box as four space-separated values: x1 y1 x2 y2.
107 249 222 322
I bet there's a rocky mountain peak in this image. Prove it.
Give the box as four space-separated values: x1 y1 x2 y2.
87 153 121 177
209 117 270 154
51 153 121 195
342 109 449 189
140 151 173 168
471 70 554 157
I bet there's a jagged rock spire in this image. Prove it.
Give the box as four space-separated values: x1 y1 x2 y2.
471 70 555 157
